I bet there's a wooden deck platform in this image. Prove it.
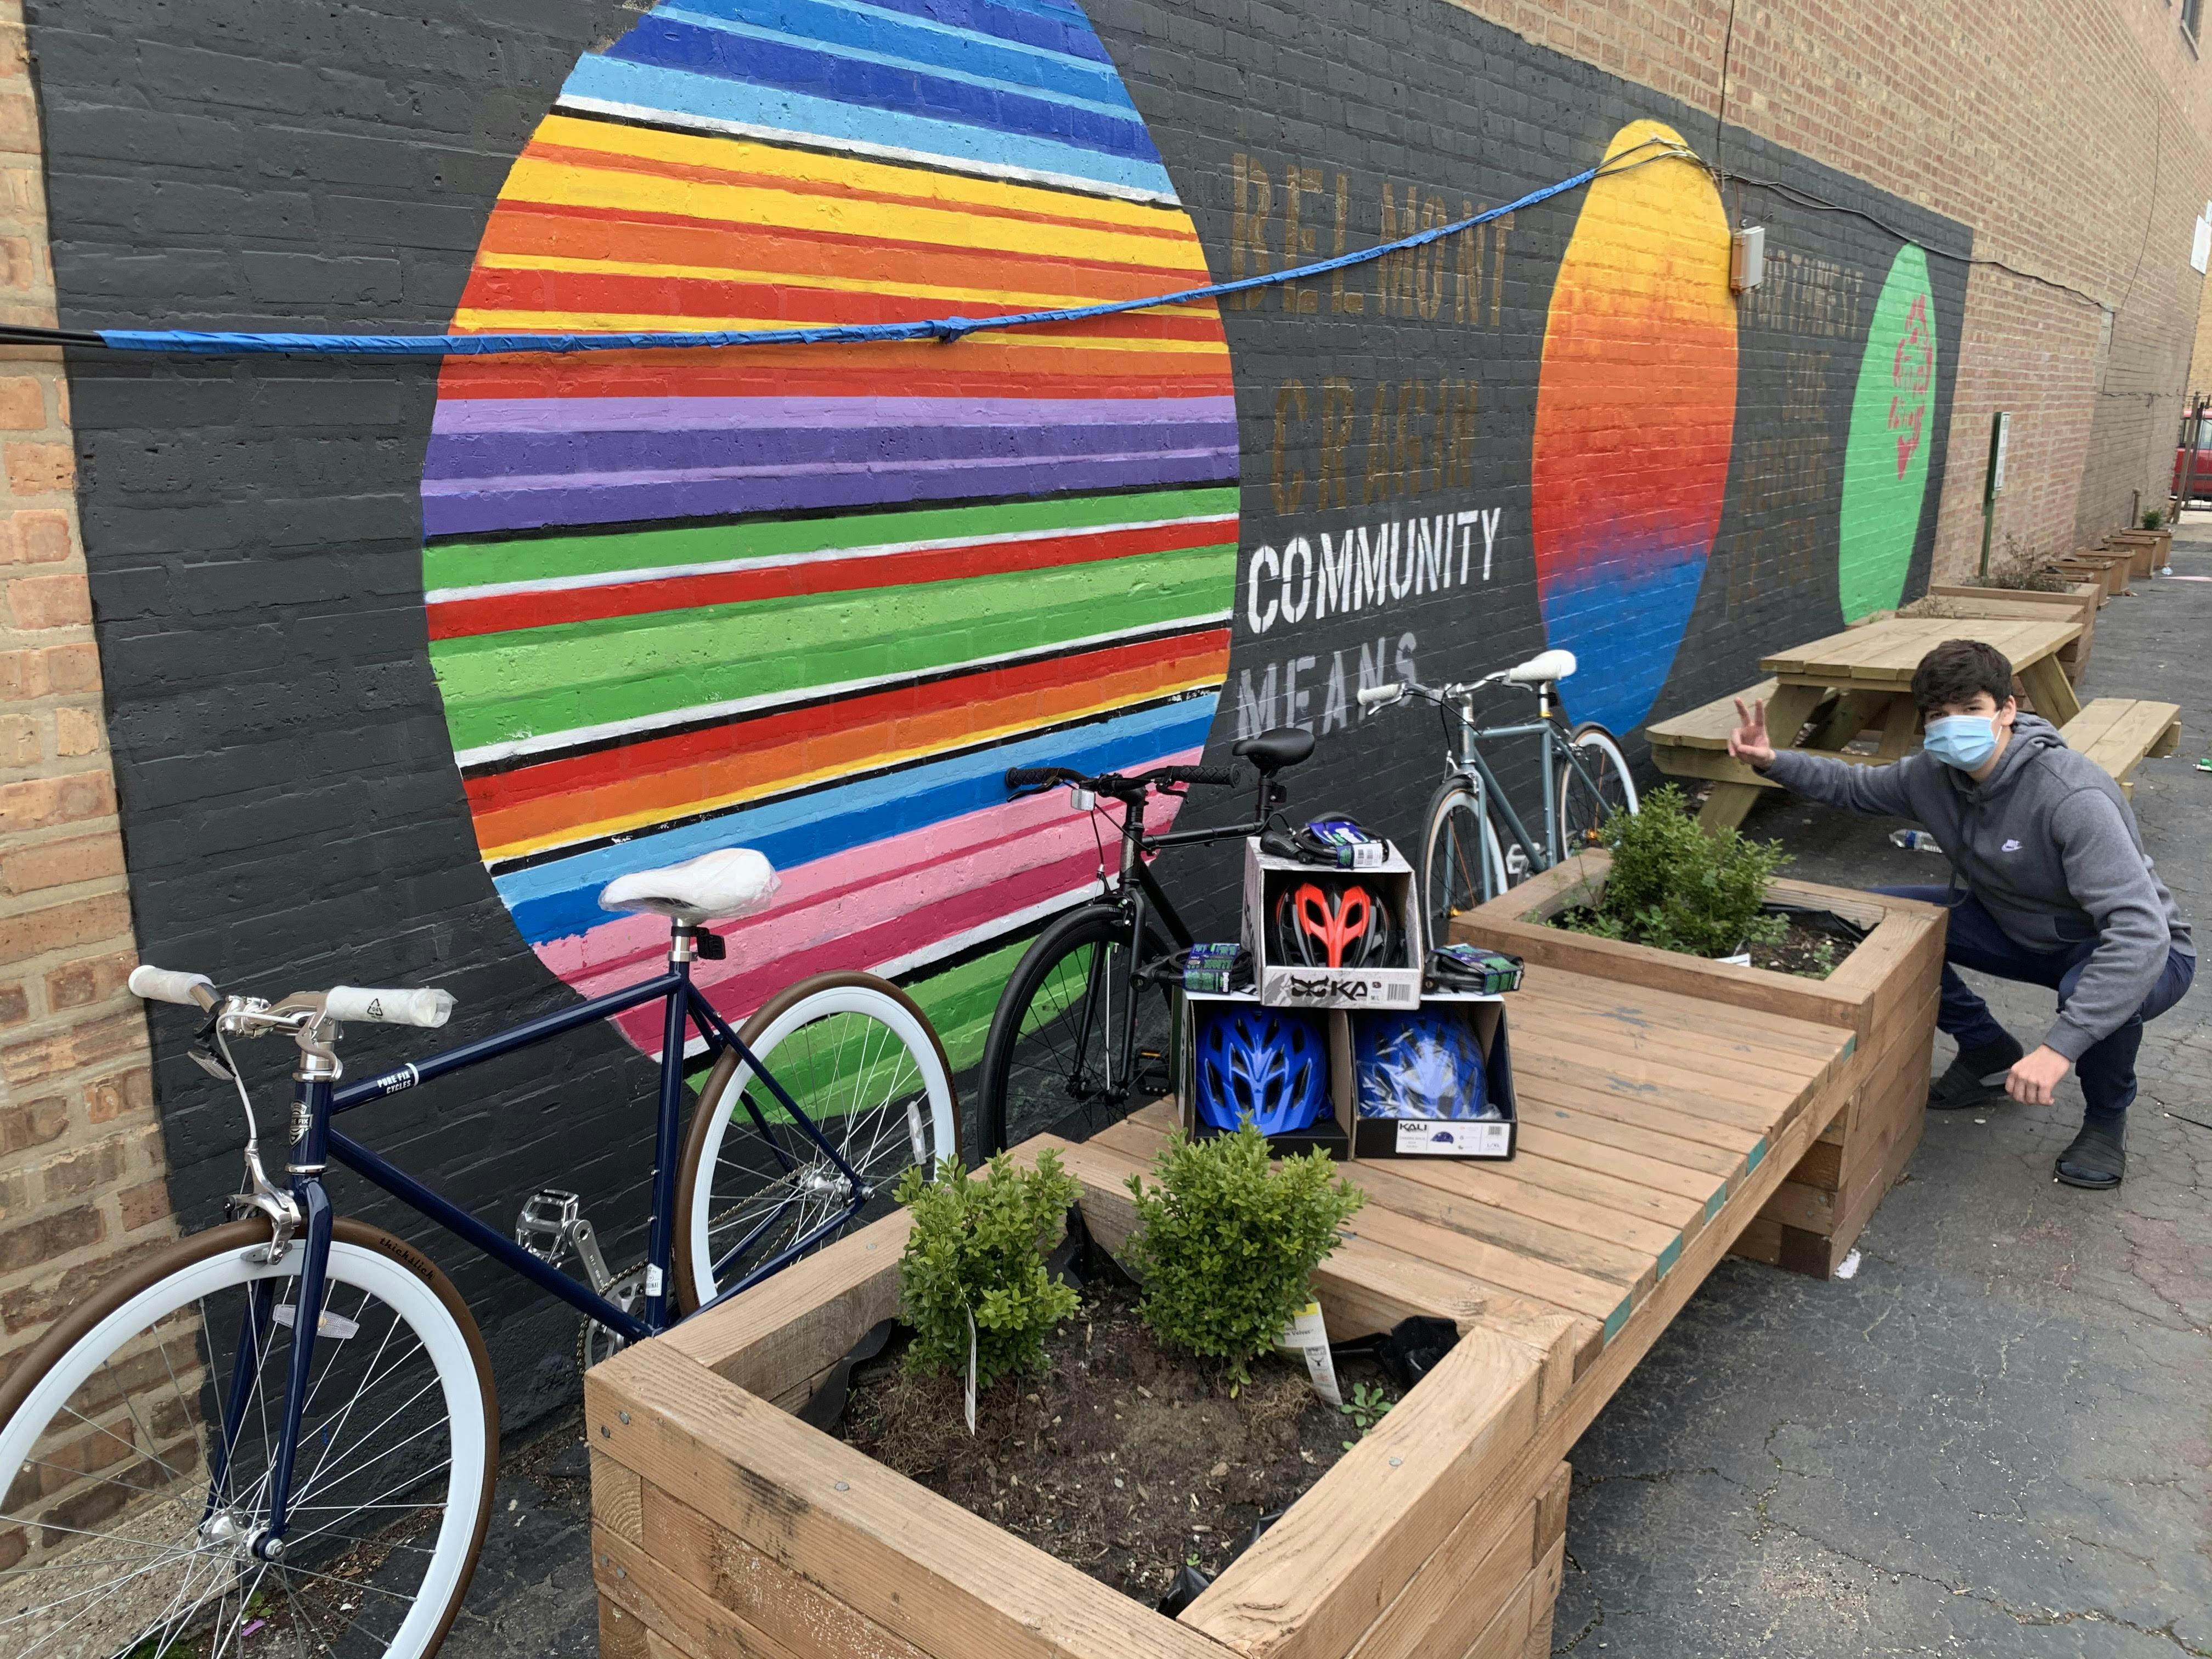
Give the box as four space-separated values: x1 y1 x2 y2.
586 962 1860 1659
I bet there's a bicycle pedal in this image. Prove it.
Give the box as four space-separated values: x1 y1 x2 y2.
516 1189 581 1265
1135 1050 1172 1094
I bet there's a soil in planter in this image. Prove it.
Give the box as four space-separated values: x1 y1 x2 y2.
1550 906 1846 979
837 1283 1398 1604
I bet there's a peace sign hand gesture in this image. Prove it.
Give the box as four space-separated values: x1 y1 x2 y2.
1727 697 1776 770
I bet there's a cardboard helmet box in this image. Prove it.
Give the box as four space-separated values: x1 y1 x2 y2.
1243 837 1423 1012
1346 995 1516 1160
1174 989 1349 1160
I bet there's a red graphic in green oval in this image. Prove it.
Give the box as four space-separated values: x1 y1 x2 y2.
1838 245 1937 619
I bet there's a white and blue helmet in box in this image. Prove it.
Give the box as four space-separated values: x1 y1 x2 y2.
1353 1011 1492 1120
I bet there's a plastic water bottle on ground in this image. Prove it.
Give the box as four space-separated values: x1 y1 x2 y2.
1889 829 1942 853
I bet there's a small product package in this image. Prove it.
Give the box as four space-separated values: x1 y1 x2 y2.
1344 994 1517 1160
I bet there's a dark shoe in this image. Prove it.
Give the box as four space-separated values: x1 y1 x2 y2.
2053 1121 2126 1189
1927 1035 2025 1110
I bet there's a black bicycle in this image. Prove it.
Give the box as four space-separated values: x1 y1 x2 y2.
977 726 1315 1155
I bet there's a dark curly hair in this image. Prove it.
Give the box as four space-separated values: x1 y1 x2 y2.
1911 639 2015 715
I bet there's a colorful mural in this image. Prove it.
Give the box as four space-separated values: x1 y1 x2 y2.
1837 243 1939 618
419 0 1239 1062
1528 120 1739 737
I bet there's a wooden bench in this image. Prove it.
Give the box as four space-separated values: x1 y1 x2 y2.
586 964 1858 1659
1646 678 1907 827
2061 697 2183 799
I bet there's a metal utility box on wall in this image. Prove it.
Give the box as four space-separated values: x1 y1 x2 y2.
1730 224 1767 292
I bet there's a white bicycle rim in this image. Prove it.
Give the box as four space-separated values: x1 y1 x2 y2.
1563 726 1640 816
0 1238 487 1659
685 982 955 1309
1424 785 1510 926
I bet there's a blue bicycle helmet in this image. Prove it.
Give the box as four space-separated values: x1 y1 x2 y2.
1194 1006 1331 1135
1353 1012 1491 1120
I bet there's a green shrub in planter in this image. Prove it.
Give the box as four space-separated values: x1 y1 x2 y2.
895 1150 1081 1390
2142 509 2165 531
1124 1123 1362 1385
1567 783 1788 959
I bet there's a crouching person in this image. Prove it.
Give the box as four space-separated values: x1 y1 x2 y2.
1726 639 2193 1189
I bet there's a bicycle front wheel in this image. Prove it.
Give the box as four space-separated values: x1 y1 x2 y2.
978 904 1172 1158
674 972 957 1312
0 1217 495 1659
1420 780 1509 946
1555 722 1639 855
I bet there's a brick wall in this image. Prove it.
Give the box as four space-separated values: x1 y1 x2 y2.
0 0 173 1392
12 0 2209 1428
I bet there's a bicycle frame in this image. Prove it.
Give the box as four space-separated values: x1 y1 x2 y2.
1059 785 1274 1104
219 945 872 1554
1445 686 1614 881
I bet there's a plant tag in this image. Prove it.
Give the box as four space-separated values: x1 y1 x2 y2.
1274 1300 1340 1407
1719 950 1752 967
964 1307 979 1436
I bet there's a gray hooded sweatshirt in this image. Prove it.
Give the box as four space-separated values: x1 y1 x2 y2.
1764 714 2192 1061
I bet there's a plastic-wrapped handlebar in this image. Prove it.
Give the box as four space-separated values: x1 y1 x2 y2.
1356 681 1404 708
127 965 217 1007
325 986 456 1028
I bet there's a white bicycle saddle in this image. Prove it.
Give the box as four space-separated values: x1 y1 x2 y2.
599 847 781 922
1502 648 1577 685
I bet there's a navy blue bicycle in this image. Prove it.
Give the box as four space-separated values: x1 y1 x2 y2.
0 845 956 1659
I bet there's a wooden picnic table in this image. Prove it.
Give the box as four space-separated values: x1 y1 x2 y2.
1654 614 2083 832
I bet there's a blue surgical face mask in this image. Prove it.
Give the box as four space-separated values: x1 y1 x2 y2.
1925 714 1999 771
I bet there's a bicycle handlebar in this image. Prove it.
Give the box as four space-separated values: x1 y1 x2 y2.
130 964 456 1029
1005 766 1081 789
1004 761 1240 795
326 986 456 1029
128 965 218 1008
1356 681 1408 709
1159 763 1238 787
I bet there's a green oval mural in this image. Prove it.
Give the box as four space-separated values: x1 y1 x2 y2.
1837 244 1938 619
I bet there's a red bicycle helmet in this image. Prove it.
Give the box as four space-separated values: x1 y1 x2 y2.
1271 877 1401 969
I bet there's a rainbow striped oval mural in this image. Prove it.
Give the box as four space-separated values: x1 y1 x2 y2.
1530 120 1737 737
420 0 1238 1061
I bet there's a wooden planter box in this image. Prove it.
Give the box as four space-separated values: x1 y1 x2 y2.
2103 528 2169 578
2057 550 2131 599
1452 856 1944 1278
1928 581 2098 678
586 1182 1581 1659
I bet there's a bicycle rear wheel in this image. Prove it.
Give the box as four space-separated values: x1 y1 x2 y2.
1420 779 1509 946
674 972 957 1313
978 904 1172 1157
0 1217 495 1659
1555 722 1639 854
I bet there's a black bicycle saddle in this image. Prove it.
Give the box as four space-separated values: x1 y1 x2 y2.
1232 726 1316 774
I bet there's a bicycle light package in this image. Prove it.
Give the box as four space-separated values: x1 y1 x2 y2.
1345 997 1517 1160
1243 836 1423 1011
1174 995 1350 1159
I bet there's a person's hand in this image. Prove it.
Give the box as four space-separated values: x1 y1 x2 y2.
2007 1046 2072 1106
1726 697 1776 770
